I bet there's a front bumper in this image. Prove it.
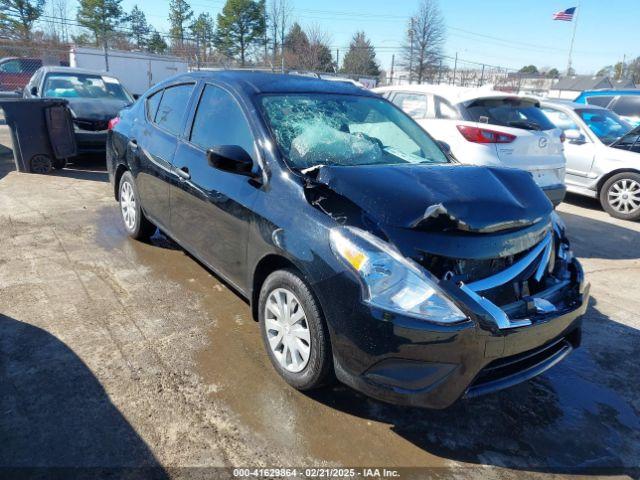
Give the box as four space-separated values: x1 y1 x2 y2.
542 184 567 206
320 257 588 409
74 130 108 155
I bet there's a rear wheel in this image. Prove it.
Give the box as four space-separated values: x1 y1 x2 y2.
118 171 156 240
599 172 640 221
259 269 334 390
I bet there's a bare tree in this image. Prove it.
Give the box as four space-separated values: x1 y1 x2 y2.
402 0 445 84
268 0 292 69
44 0 71 43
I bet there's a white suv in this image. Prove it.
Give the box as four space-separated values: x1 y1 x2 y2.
374 85 567 205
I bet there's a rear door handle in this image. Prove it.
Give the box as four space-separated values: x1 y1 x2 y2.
176 166 191 180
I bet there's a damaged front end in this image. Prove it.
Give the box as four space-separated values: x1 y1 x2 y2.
302 163 588 404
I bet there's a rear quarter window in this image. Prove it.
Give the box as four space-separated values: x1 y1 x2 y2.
611 96 640 117
586 96 614 108
464 98 556 131
146 90 163 122
154 84 194 135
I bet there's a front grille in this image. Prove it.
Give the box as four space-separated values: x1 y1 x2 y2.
74 119 109 131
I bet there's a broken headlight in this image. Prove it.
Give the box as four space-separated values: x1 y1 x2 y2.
330 226 467 324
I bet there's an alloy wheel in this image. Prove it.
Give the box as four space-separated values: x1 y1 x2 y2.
264 287 311 373
607 178 640 214
120 181 137 231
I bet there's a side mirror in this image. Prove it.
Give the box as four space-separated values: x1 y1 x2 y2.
30 86 38 96
436 140 452 155
207 145 257 177
132 93 140 100
565 129 586 144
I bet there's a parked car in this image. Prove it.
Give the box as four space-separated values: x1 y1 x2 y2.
541 100 640 220
24 66 134 158
373 85 567 205
107 71 588 409
0 57 42 92
574 90 640 127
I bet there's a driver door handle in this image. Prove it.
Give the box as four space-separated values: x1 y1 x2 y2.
128 139 138 151
176 166 191 180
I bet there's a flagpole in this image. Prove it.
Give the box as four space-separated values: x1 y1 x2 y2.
566 1 581 74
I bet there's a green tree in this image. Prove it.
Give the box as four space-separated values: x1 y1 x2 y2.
169 0 193 46
215 0 266 66
129 5 150 48
0 0 45 41
190 12 215 61
76 0 125 47
519 65 539 75
148 30 168 54
341 31 380 76
546 68 560 78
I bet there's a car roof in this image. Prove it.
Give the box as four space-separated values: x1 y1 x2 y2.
372 84 538 104
577 89 640 96
39 66 120 78
541 99 607 111
157 70 376 97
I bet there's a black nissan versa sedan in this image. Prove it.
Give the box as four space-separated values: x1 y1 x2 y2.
106 71 589 409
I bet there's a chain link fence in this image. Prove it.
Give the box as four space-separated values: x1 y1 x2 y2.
0 39 541 95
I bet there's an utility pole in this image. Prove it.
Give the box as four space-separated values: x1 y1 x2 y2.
389 54 395 85
566 0 581 75
408 17 414 84
479 64 485 87
452 52 458 86
196 35 201 70
336 49 340 71
263 0 268 66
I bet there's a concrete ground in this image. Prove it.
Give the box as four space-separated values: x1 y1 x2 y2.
0 125 638 479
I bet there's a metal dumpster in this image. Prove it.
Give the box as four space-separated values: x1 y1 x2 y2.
0 98 77 174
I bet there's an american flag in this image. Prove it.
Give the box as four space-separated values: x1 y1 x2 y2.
553 7 576 21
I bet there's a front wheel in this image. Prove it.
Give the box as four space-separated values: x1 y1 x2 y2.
599 172 640 221
118 171 156 240
259 269 334 390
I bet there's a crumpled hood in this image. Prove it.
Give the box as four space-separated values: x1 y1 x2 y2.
314 164 552 233
66 98 129 121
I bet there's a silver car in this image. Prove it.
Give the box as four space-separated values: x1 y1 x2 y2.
541 101 640 220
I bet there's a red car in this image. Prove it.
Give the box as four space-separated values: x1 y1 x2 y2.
0 57 43 92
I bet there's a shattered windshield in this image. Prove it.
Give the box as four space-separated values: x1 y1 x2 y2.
259 94 449 170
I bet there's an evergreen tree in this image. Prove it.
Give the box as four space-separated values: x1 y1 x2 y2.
129 5 150 48
76 0 125 47
190 12 215 61
0 0 45 41
148 30 168 54
341 31 380 76
169 0 193 46
214 0 266 66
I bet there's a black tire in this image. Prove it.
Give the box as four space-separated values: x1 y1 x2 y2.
118 171 156 240
30 154 52 174
52 158 67 170
599 172 640 221
259 269 334 390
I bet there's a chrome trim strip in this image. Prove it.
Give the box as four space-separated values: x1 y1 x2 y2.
460 283 532 330
467 232 552 292
534 238 553 282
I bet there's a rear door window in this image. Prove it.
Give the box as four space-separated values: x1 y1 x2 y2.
610 96 640 117
585 95 614 108
154 84 194 135
464 97 556 131
541 107 579 131
391 92 430 119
